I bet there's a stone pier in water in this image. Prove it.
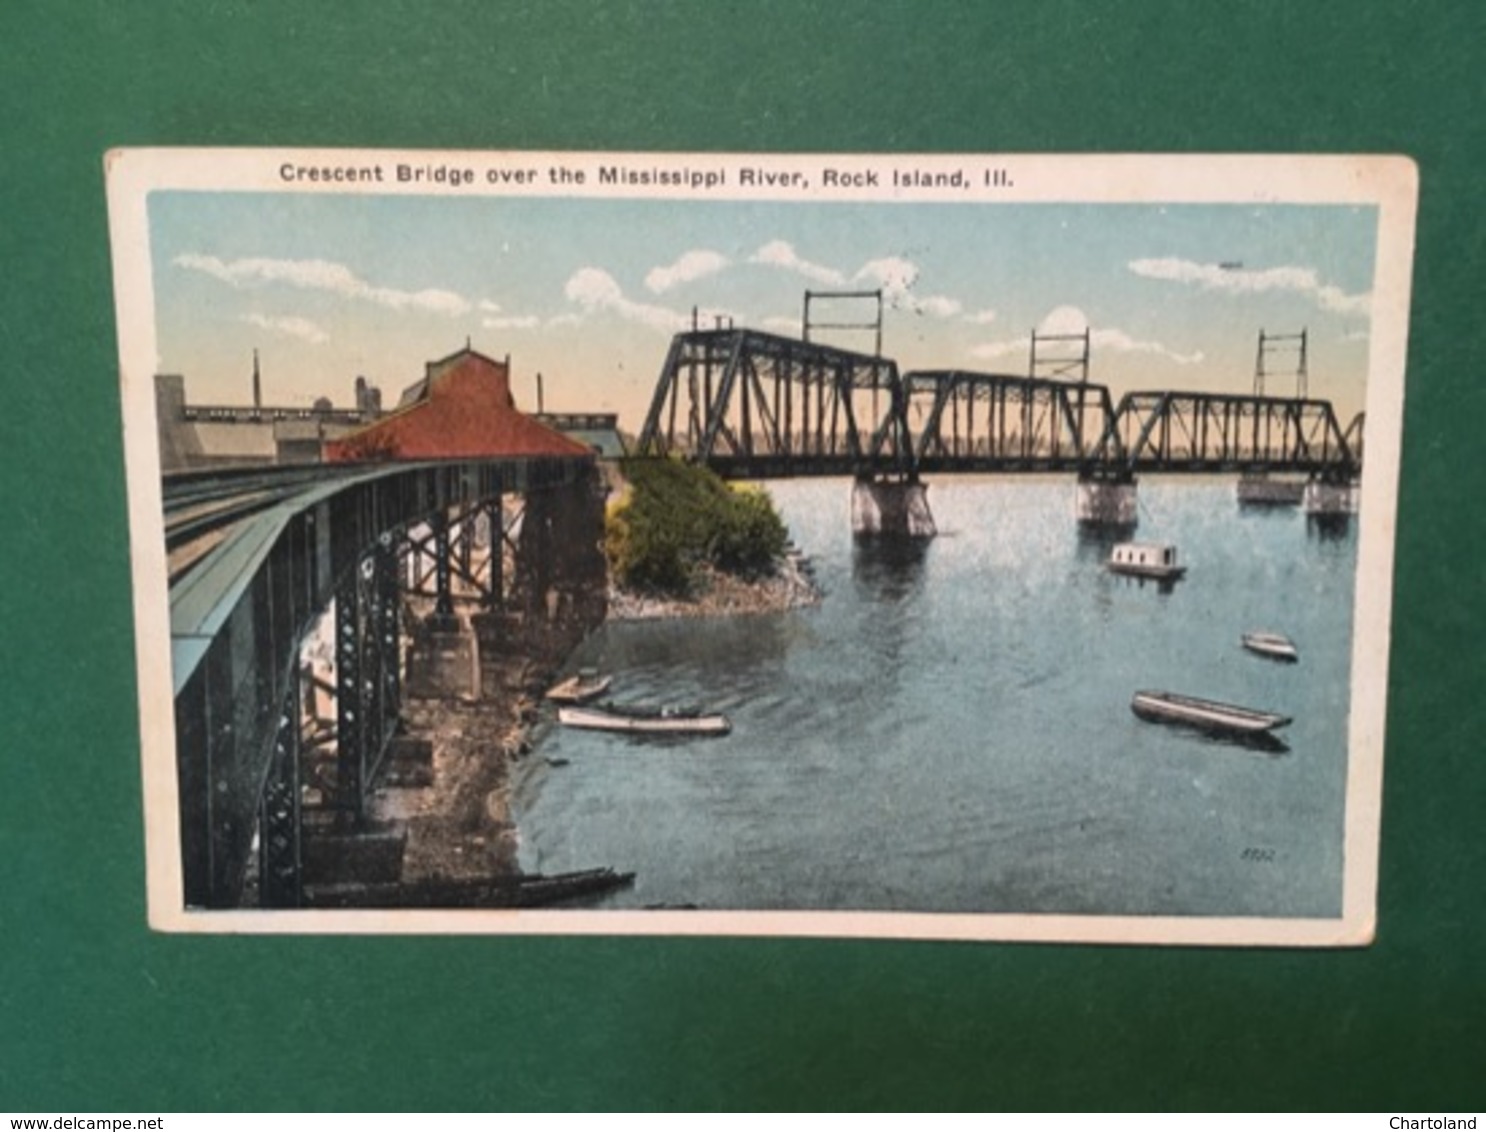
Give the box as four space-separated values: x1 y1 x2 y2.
1076 475 1138 526
851 477 937 539
1303 477 1358 516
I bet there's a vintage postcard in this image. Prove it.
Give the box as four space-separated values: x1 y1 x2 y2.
106 149 1417 943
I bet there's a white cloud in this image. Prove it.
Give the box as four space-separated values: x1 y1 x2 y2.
1091 327 1203 365
855 257 966 319
1128 257 1370 317
748 243 970 322
855 255 919 299
241 313 328 344
748 240 845 285
481 315 541 330
970 305 1202 366
644 249 730 293
964 308 998 325
563 267 689 332
762 315 804 334
915 294 964 319
1038 305 1088 337
969 337 1029 362
1315 285 1370 316
174 253 473 316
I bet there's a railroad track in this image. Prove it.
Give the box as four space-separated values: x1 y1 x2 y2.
163 465 347 585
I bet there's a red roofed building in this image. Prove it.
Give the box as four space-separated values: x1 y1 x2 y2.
324 347 593 462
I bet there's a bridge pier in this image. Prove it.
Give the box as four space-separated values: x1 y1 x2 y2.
1303 476 1358 516
851 476 936 539
1076 473 1138 527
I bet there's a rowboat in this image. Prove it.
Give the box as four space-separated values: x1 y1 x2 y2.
557 702 732 736
1241 631 1299 663
1131 690 1291 737
1107 542 1186 582
545 672 613 704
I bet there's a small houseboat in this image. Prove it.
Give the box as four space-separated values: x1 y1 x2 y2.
557 702 732 737
1241 631 1299 663
1131 690 1291 737
1107 542 1186 582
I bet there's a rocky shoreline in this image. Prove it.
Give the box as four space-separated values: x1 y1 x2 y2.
606 549 822 621
324 548 821 907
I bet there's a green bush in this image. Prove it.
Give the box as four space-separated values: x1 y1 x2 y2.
606 459 788 594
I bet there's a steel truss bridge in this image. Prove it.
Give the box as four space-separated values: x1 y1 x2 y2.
165 456 602 910
636 328 1362 481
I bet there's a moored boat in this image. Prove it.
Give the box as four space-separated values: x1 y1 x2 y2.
546 672 614 704
1107 542 1186 582
1241 631 1299 663
557 702 732 736
1131 690 1291 737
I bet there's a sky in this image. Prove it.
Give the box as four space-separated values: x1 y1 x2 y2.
148 191 1378 428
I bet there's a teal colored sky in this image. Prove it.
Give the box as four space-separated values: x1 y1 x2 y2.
149 191 1378 426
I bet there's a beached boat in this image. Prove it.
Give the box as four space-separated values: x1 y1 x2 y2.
1107 542 1186 582
557 702 732 737
545 672 613 704
1131 690 1291 737
1241 631 1299 663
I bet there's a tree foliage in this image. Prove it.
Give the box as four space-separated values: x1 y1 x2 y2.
605 458 788 594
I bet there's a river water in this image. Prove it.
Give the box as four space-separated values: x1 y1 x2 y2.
512 477 1356 918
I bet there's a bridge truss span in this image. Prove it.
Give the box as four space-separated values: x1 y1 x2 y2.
635 328 914 478
631 326 1363 495
903 369 1120 473
1096 391 1360 476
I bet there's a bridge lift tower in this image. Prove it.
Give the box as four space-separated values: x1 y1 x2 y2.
1032 324 1136 526
1029 325 1091 384
803 287 885 419
1240 328 1321 507
802 288 935 537
1254 328 1308 400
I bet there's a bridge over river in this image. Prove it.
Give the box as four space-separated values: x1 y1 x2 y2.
635 327 1363 529
160 326 1363 910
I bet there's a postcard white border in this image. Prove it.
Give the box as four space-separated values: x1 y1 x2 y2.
107 149 1418 944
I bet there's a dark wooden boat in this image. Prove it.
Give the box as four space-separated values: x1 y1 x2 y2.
546 672 613 704
558 701 731 736
1131 690 1291 736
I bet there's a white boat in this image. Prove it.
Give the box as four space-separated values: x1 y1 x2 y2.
1131 690 1291 736
1241 631 1299 663
545 672 613 704
557 703 732 737
1107 542 1186 582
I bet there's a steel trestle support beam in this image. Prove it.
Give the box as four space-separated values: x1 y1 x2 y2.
170 456 594 908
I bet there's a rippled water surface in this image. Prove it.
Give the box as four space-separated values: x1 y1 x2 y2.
513 477 1357 918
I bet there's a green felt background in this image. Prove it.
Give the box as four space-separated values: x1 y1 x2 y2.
2 0 1482 1112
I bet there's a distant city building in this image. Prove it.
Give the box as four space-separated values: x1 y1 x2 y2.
153 371 382 471
324 346 594 462
154 347 623 471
